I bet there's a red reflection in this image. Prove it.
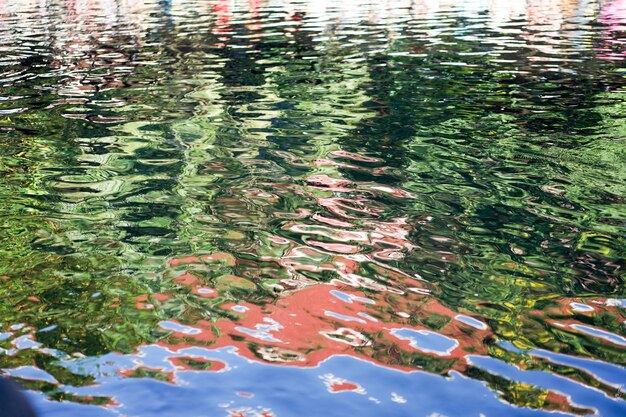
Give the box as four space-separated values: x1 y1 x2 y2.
321 374 364 394
154 276 492 374
329 382 359 392
213 0 232 38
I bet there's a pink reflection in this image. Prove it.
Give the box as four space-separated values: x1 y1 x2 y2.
246 0 263 36
213 0 232 38
598 0 626 60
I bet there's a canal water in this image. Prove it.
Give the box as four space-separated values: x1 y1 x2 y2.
0 1 625 416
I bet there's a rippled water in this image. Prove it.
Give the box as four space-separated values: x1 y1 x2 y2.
1 0 625 416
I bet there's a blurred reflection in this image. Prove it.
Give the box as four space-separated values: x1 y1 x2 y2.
0 1 625 417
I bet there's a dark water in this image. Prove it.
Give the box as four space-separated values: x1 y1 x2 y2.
1 0 625 416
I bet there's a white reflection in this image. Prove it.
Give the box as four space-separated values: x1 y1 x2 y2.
0 0 610 64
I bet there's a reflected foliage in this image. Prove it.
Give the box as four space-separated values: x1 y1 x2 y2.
0 0 625 415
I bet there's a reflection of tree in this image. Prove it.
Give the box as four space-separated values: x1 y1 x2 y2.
332 11 626 373
0 0 625 413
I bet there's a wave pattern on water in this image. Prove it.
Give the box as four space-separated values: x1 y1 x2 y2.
0 1 625 416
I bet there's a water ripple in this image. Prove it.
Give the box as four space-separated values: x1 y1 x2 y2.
0 1 625 416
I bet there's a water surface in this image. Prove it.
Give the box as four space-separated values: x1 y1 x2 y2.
1 1 625 416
